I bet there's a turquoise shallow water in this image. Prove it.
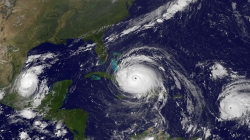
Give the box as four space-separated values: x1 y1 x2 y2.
111 59 118 71
91 75 101 80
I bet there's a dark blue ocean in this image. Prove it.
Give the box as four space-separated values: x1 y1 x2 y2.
1 0 250 139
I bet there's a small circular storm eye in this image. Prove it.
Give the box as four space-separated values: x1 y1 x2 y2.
132 75 138 81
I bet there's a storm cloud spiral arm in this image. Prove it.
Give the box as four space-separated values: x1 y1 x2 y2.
111 47 166 101
14 66 44 98
105 46 205 135
17 72 39 97
218 80 250 121
115 59 163 98
11 64 51 107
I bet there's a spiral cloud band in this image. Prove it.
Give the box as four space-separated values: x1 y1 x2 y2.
18 73 39 97
115 63 161 98
107 46 205 135
218 79 250 120
14 66 44 98
112 47 166 100
10 52 58 107
111 46 204 112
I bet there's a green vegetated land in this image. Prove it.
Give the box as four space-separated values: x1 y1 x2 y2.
38 80 88 140
0 0 135 139
0 91 27 110
116 94 126 99
2 0 134 103
173 94 182 99
6 0 134 87
1 0 135 108
84 71 113 80
130 131 171 140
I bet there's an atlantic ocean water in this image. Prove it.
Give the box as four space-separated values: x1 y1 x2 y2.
1 0 250 139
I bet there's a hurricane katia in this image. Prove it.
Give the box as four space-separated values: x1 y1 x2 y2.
14 66 44 98
218 79 250 121
18 72 39 97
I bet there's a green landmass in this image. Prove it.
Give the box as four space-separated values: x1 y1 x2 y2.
38 80 88 140
130 128 170 140
173 94 182 99
1 0 134 106
116 94 126 99
0 0 134 88
84 71 113 80
0 91 25 110
0 0 135 139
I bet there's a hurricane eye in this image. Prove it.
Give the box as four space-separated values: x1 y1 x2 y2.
16 73 39 97
115 63 159 98
218 80 250 121
132 75 138 81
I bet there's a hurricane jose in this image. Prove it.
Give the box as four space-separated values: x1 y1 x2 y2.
218 79 250 121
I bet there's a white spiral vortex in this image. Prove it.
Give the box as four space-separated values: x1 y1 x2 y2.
106 46 205 136
218 79 250 120
18 72 39 97
115 63 161 98
14 66 44 98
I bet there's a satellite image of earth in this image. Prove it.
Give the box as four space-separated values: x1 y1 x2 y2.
0 0 250 139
